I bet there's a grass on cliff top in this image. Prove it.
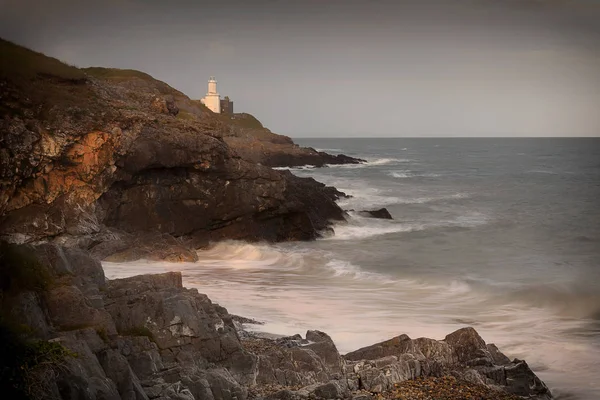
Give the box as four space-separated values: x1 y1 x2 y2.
82 67 155 81
0 38 85 81
223 113 264 129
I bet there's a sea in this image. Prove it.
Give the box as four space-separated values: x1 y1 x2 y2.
103 138 600 399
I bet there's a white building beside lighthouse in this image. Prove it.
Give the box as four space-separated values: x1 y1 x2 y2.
200 76 221 113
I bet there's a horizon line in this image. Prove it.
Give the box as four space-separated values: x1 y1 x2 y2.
289 136 600 139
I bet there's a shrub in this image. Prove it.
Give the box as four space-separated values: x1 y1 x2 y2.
0 38 85 81
0 317 76 399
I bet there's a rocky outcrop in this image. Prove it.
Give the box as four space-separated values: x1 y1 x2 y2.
0 39 353 259
0 243 553 400
357 208 393 220
218 113 364 168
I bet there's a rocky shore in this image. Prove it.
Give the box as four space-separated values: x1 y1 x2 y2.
0 243 553 400
1 39 554 400
0 39 361 261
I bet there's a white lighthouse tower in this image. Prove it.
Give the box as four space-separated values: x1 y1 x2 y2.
200 76 221 113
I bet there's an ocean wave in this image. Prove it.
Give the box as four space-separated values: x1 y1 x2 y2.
325 259 394 282
395 192 469 204
388 170 441 179
325 214 427 241
367 157 411 165
337 191 469 210
527 169 558 175
196 241 309 270
325 157 413 169
272 165 317 171
315 148 343 152
488 284 600 319
327 209 486 241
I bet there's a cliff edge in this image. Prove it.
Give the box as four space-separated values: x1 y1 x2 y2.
0 39 359 260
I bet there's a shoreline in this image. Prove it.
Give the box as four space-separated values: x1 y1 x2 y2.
101 235 597 400
0 242 553 399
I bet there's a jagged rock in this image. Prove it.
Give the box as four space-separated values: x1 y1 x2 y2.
7 290 52 338
504 359 552 398
342 327 551 399
54 334 122 400
116 336 164 379
0 242 553 400
104 272 239 354
92 232 200 263
0 40 357 259
98 349 149 400
304 331 344 374
444 327 490 364
344 334 414 361
357 208 393 219
45 284 117 334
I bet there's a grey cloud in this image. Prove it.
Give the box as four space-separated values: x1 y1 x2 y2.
1 0 599 136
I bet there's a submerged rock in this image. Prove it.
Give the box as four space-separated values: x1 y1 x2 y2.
357 208 393 219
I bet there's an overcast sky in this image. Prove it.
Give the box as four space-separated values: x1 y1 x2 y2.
1 0 600 137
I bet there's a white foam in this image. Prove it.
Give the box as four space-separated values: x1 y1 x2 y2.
394 192 469 204
367 157 411 165
326 215 426 241
388 170 441 179
325 157 413 169
527 169 558 175
272 165 317 171
325 259 393 282
101 239 600 399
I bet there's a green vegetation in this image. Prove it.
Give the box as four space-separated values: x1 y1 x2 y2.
226 113 264 129
0 38 85 81
0 242 52 296
83 67 155 81
0 317 76 400
0 243 74 399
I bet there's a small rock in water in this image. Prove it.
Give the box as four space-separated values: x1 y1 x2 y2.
358 208 393 219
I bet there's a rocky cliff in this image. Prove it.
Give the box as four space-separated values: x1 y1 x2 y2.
0 243 552 400
0 39 360 260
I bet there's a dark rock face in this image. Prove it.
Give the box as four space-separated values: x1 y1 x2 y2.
0 243 553 400
357 208 393 220
0 40 351 259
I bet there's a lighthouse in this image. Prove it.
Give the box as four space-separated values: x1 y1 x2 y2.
200 76 221 113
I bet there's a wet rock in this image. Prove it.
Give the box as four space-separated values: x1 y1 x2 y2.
504 359 552 399
0 242 554 400
345 334 414 361
486 343 511 366
304 330 344 374
357 208 393 219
